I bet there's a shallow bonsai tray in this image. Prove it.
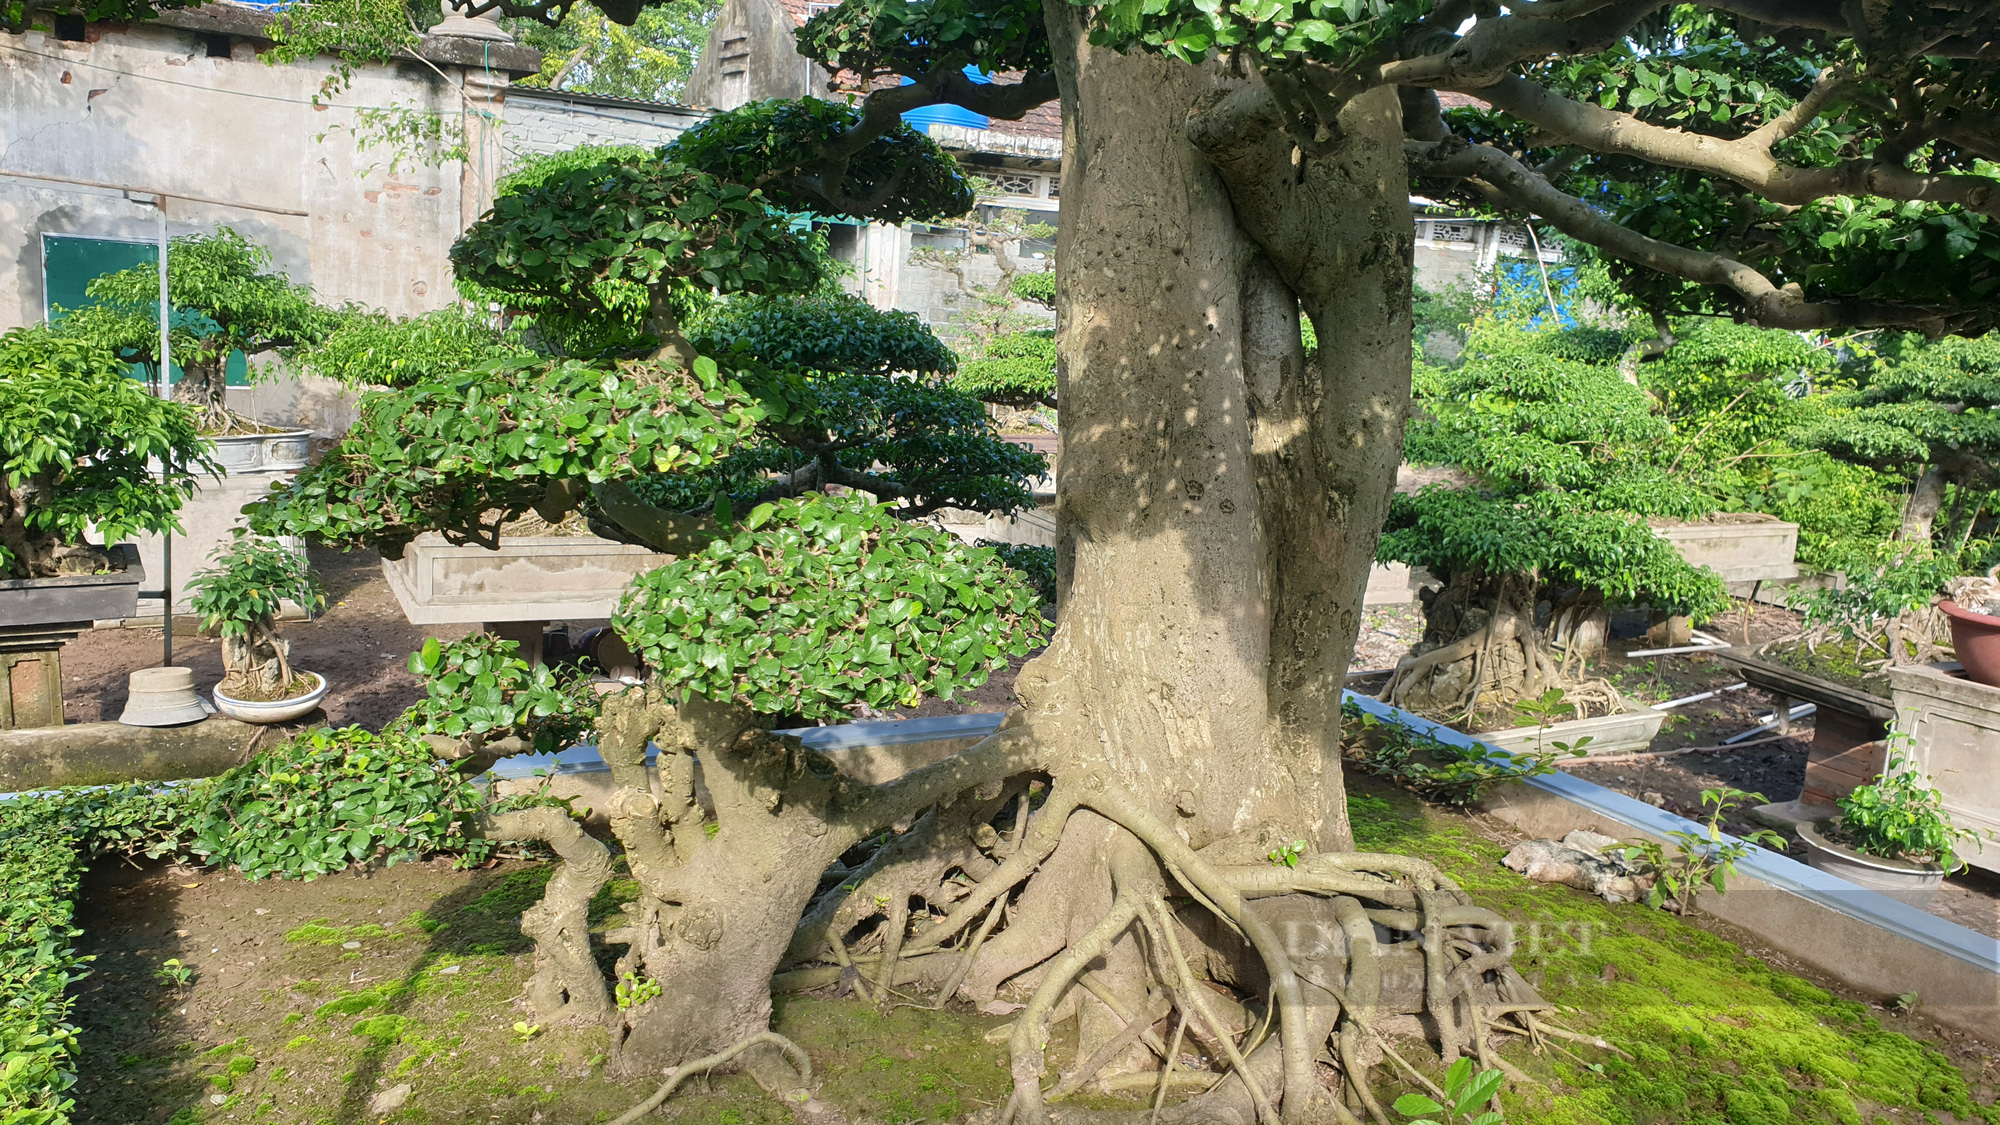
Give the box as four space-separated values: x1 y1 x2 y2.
1475 705 1666 757
0 544 144 628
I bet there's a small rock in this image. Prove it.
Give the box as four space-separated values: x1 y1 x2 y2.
438 964 460 975
342 941 362 950
980 999 1025 1016
368 1083 412 1115
254 908 269 916
210 1095 227 1106
1641 791 1668 808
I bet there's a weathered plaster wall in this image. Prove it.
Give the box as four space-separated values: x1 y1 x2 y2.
0 19 519 329
501 87 707 161
683 0 825 112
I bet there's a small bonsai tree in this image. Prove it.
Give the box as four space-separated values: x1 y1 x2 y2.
1833 753 1987 873
0 326 211 579
1381 321 1730 716
53 228 338 433
186 537 326 701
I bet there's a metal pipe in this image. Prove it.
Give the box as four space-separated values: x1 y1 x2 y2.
157 201 173 665
1650 682 1749 711
1724 704 1815 744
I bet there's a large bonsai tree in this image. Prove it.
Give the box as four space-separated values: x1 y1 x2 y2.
1381 322 1732 716
223 0 2000 1118
1793 334 2000 546
53 228 337 434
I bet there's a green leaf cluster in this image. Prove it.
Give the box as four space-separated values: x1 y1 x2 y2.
0 782 209 1125
1793 334 2000 471
392 635 599 755
247 354 764 554
612 491 1047 719
186 536 326 643
693 293 955 380
1835 753 1987 871
1617 787 1786 915
1341 700 1571 808
1088 0 1429 68
976 541 1056 606
298 305 537 389
188 726 502 881
1009 271 1056 310
53 228 338 390
796 0 1050 85
671 98 975 227
449 152 822 342
952 329 1055 408
1394 1056 1506 1125
0 326 213 578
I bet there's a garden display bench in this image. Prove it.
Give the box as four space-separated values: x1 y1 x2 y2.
381 532 667 661
0 715 273 792
0 545 143 729
129 429 311 619
1888 663 2000 878
1716 648 1895 830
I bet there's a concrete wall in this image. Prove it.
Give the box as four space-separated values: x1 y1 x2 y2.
501 87 708 161
0 13 537 332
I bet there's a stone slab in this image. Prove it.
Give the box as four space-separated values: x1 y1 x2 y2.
0 715 284 792
1363 562 1436 607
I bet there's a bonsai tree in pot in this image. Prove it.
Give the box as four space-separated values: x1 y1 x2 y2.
186 536 327 714
0 325 211 580
1799 753 1987 906
52 228 338 434
1380 321 1731 718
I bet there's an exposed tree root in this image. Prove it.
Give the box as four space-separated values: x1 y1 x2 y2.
606 1031 813 1125
488 701 1550 1121
1382 571 1624 719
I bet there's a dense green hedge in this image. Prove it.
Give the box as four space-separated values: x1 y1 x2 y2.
1 785 202 1125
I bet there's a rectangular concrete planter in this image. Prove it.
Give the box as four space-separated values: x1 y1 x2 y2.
1475 703 1665 757
1364 561 1436 607
128 465 303 617
1888 664 2000 877
1652 514 1800 584
0 544 143 627
381 533 668 625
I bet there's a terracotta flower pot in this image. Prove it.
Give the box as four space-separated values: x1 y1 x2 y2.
1938 599 2000 687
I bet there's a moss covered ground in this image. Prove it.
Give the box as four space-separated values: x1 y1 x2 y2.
64 784 1997 1125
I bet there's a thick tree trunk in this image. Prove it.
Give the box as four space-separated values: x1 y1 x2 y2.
1900 464 1946 542
171 357 228 432
969 4 1415 1087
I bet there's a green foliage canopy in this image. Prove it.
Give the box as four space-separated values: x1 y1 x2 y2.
0 327 213 579
1387 322 1731 618
247 354 765 554
613 492 1047 720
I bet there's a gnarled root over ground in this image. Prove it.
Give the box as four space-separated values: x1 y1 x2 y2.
481 690 1556 1124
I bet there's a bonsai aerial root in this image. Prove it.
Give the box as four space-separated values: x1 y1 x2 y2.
607 1030 814 1125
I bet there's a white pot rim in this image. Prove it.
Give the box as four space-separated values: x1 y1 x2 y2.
212 670 326 708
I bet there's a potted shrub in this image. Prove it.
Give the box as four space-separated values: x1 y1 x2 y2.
186 536 327 722
1 325 210 618
1797 753 1987 906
